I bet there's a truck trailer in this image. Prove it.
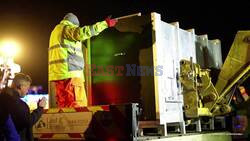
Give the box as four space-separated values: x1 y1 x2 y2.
33 12 249 141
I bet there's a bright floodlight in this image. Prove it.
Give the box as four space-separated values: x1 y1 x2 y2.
0 41 20 57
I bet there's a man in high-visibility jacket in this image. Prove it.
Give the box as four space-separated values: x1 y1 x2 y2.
49 13 117 108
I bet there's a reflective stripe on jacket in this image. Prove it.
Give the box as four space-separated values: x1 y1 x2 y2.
49 20 108 81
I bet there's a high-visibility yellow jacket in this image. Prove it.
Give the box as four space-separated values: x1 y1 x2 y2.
49 20 108 81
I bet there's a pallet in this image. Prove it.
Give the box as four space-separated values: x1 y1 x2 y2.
138 120 186 136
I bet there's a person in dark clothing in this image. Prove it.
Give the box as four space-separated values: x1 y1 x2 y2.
0 98 20 141
0 115 21 141
0 73 46 141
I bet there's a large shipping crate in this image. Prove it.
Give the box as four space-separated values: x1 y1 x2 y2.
88 13 191 133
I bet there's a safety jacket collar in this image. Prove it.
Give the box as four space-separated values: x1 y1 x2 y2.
60 20 78 27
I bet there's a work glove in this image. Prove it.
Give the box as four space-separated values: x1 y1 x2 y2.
105 16 117 27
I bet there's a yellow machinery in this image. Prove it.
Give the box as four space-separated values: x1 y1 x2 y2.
180 31 250 118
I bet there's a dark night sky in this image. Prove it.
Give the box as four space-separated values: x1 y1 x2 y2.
0 0 249 92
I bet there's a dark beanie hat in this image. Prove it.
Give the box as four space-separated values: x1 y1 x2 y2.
63 13 80 26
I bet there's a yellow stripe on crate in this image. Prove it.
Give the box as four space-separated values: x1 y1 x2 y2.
46 108 60 113
61 108 77 112
52 134 70 139
87 106 104 113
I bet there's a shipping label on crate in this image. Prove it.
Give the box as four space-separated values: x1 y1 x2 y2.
33 112 92 133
